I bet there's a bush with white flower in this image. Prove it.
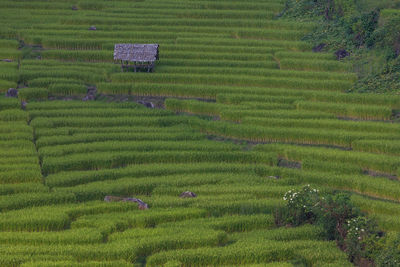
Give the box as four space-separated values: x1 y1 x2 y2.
284 184 320 211
278 185 400 265
282 184 321 226
346 217 370 241
345 216 379 263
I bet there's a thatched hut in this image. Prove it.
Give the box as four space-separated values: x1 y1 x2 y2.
114 44 159 72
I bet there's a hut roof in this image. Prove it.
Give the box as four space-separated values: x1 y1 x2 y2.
114 44 159 62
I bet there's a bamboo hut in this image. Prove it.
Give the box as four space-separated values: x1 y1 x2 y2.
114 44 159 72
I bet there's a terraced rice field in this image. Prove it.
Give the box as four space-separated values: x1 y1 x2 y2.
0 0 400 266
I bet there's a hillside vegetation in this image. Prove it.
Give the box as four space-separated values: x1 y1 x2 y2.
282 0 400 93
0 0 400 266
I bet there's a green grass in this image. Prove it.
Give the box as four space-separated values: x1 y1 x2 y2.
1 0 400 266
295 100 393 120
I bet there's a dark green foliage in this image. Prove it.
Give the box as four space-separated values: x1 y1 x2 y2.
279 186 400 265
374 12 400 57
315 193 361 242
344 216 379 263
375 233 400 267
284 189 362 241
282 0 400 93
355 25 400 93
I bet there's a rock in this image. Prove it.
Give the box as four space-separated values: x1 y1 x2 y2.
122 198 149 210
104 195 149 210
277 159 301 169
104 195 124 202
180 191 197 198
83 87 96 101
145 102 155 108
82 94 96 101
138 203 148 210
2 59 13 62
72 5 78 10
138 100 155 108
5 88 18 98
268 176 280 179
312 43 326 52
335 49 350 60
89 26 97 31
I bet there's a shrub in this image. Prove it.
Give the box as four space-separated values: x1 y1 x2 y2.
313 192 362 243
345 216 379 263
375 233 400 267
281 185 321 226
278 185 399 264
